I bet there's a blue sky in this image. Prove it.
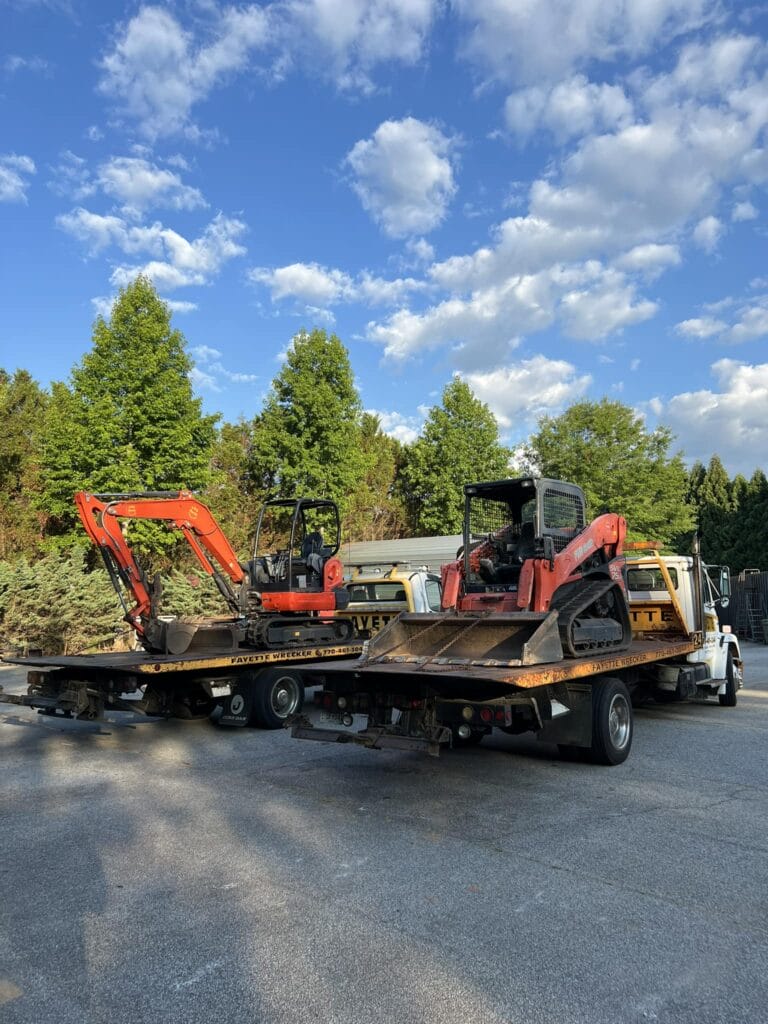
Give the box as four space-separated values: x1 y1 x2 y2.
2 0 767 478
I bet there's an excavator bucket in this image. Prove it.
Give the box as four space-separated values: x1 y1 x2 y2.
363 610 565 668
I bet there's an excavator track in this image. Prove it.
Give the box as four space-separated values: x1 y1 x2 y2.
247 616 356 650
549 578 631 658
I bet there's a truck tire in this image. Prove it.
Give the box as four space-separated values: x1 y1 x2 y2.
589 677 633 765
251 667 304 729
718 649 738 707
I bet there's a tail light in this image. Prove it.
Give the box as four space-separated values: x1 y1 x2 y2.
479 708 493 723
495 709 506 721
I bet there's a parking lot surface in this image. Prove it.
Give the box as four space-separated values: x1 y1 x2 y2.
1 644 767 1024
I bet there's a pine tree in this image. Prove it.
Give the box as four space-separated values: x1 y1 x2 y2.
399 378 511 535
249 328 365 517
41 277 218 547
0 369 48 557
345 413 407 540
695 455 733 566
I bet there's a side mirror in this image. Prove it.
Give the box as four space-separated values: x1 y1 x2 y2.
719 567 731 609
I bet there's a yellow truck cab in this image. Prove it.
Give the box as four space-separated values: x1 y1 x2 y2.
343 563 442 638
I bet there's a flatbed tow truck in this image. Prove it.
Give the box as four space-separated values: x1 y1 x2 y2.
0 642 363 728
291 525 743 765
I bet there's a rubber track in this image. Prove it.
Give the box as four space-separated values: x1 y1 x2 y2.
549 578 632 658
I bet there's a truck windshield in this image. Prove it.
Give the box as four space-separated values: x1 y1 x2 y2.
347 582 408 603
627 567 679 591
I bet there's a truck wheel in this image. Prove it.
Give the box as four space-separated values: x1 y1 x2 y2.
251 668 304 729
718 649 738 707
589 677 633 765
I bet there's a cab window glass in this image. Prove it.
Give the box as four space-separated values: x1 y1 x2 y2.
627 567 679 591
425 579 442 611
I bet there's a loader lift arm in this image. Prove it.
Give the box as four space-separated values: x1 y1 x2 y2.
75 491 245 640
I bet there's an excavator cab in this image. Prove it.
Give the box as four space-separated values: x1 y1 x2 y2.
250 498 341 592
244 497 352 648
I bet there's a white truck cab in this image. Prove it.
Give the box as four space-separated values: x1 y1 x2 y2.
626 549 743 704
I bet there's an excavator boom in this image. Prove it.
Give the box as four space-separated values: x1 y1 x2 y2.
75 491 245 646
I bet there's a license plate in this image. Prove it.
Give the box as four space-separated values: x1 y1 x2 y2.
317 710 365 729
210 684 232 697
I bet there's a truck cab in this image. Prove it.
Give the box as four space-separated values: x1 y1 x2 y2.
626 550 742 704
343 564 442 638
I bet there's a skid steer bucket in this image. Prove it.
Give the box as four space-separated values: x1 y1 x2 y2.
363 610 565 668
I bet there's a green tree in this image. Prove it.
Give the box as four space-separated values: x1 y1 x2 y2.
249 328 365 516
41 277 218 545
692 455 734 565
345 413 407 540
525 399 694 546
0 369 48 557
399 378 511 535
202 419 261 556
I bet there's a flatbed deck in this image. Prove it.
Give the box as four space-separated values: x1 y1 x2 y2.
1 642 364 678
309 636 698 691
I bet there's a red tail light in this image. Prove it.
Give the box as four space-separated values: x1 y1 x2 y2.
323 693 333 708
495 709 506 721
480 708 493 723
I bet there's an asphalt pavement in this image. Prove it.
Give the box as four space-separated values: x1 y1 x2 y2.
1 644 767 1024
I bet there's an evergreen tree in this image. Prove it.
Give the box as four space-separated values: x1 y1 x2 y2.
41 277 218 544
526 399 694 546
249 328 365 516
345 413 407 540
0 369 48 557
202 419 261 556
694 455 733 566
399 378 511 535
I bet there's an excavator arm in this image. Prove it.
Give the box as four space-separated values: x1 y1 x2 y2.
75 491 245 638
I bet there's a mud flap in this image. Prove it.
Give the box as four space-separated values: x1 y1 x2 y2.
218 683 254 726
535 684 592 748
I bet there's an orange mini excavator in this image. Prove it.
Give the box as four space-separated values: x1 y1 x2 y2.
75 491 353 655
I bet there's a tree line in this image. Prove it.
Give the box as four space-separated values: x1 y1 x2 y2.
0 277 765 650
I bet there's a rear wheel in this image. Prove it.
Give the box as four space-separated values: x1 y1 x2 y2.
589 677 633 765
251 667 304 729
718 649 738 707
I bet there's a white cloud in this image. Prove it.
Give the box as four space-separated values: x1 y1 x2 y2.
727 298 768 343
455 0 716 86
346 117 458 237
656 359 768 475
675 295 768 343
283 0 437 92
732 200 758 221
366 407 422 445
191 342 258 392
0 153 36 202
559 271 657 340
99 5 270 139
98 3 438 139
2 54 49 75
461 356 592 430
505 75 633 142
692 214 724 252
249 260 422 310
675 316 727 338
58 208 247 290
97 156 206 216
614 243 681 278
